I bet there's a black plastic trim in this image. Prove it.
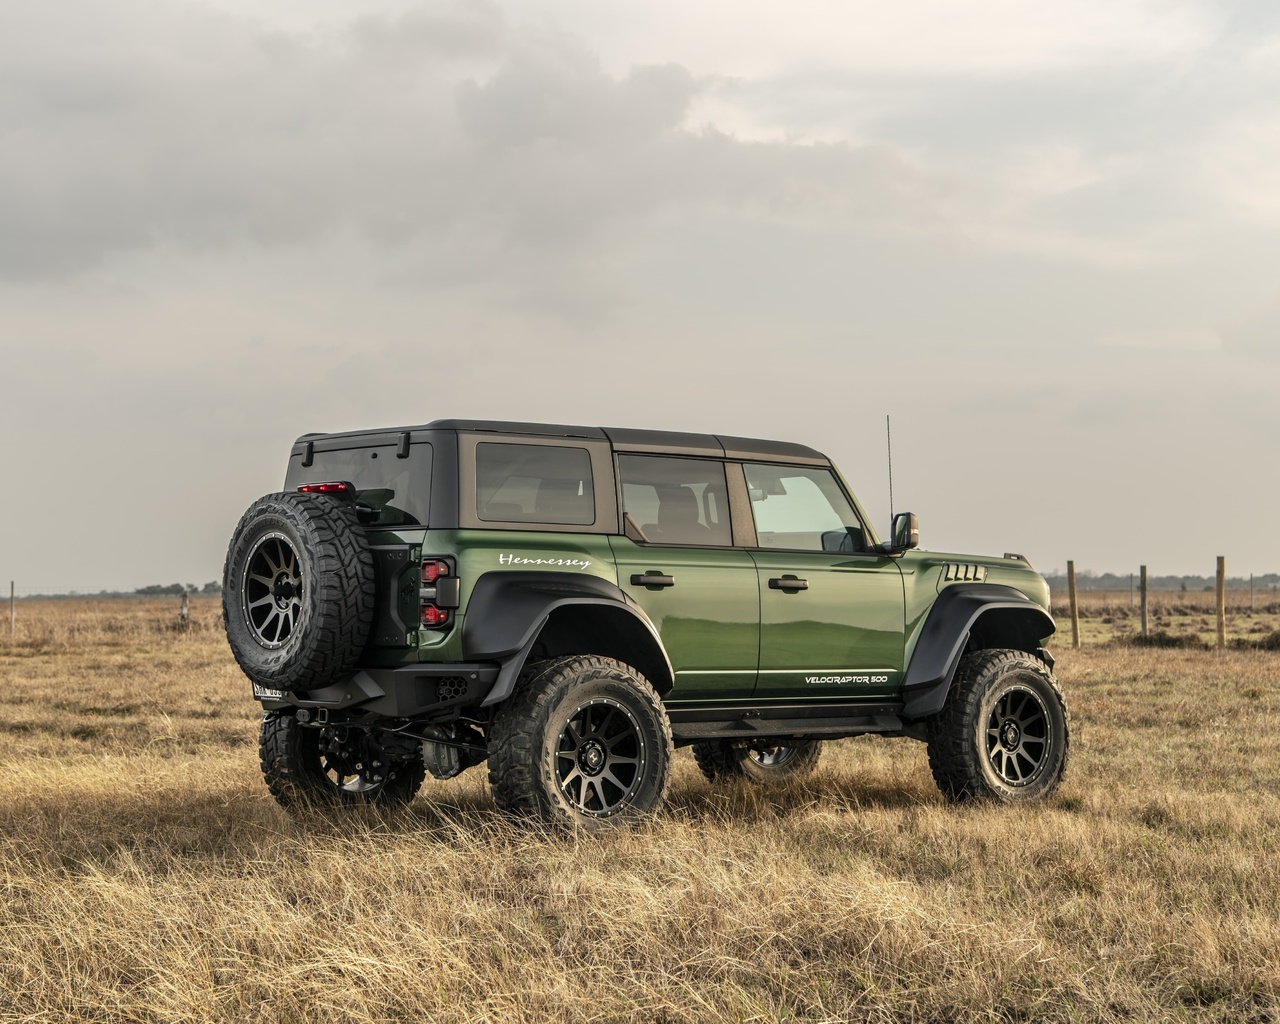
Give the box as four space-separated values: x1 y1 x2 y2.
900 584 1056 720
257 664 500 718
666 701 904 742
459 571 674 706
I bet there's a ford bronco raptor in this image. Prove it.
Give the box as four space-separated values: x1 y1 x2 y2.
223 420 1068 827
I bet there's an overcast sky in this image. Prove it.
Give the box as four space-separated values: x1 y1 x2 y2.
2 0 1278 592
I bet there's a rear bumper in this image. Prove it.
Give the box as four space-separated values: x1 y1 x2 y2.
255 663 500 718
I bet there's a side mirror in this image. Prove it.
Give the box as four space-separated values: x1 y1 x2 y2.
822 527 866 554
891 512 919 552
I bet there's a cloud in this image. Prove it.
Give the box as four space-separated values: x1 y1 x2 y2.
0 0 1194 298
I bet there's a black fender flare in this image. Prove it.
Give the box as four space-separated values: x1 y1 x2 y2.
461 571 674 707
900 583 1055 720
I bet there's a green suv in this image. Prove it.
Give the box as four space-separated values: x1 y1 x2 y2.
223 419 1068 827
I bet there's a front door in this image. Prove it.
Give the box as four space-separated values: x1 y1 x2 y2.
610 454 759 702
742 462 905 701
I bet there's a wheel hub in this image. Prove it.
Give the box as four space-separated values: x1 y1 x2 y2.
578 739 607 776
272 574 296 602
1000 721 1021 750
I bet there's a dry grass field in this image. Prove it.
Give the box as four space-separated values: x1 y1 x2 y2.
2 597 1278 1023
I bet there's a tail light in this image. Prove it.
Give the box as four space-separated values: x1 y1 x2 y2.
420 556 459 628
297 481 354 498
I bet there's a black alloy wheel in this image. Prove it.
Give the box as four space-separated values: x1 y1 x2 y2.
242 532 303 648
554 697 647 817
985 685 1050 787
691 738 823 784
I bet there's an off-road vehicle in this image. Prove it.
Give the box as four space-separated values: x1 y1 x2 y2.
223 420 1067 827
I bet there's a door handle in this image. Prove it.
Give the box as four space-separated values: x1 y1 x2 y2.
631 573 676 588
768 577 808 591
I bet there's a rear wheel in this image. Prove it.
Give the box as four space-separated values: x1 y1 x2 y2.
259 712 425 810
926 649 1069 803
691 739 822 784
488 656 674 829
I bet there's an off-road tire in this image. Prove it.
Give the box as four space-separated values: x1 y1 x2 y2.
691 739 823 784
487 656 674 830
223 491 375 692
259 712 425 810
926 648 1069 804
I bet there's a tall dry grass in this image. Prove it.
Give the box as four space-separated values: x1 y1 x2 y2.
2 598 1278 1022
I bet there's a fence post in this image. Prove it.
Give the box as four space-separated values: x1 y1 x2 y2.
8 581 13 639
1140 565 1148 638
1250 573 1254 612
1130 572 1134 610
179 589 190 631
1067 560 1080 649
1217 556 1226 650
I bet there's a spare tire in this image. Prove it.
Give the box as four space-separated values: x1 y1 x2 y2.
222 492 375 692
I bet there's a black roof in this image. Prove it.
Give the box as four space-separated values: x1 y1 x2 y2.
295 419 828 465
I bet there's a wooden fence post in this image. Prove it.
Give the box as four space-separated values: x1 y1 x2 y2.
1067 560 1080 650
8 581 13 639
1217 556 1226 650
1140 565 1148 638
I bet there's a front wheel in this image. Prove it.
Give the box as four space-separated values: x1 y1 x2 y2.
691 739 822 785
487 656 674 829
926 649 1069 803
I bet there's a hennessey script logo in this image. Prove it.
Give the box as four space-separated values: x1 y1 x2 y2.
499 554 592 570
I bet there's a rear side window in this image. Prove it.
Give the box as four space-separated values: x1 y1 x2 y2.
619 455 732 547
476 443 595 526
285 443 432 527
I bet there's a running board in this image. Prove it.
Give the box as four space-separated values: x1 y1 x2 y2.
666 702 905 743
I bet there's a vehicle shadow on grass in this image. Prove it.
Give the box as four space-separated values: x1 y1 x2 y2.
2 764 952 874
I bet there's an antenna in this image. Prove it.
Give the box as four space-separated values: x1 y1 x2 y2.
886 414 894 521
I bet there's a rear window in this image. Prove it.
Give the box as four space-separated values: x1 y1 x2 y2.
285 443 432 527
476 443 595 526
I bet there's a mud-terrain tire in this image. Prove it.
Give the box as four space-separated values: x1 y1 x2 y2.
487 656 674 829
926 649 1069 804
259 712 425 810
691 739 823 784
223 492 375 692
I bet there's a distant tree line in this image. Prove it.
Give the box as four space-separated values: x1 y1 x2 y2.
134 581 221 596
1041 571 1280 592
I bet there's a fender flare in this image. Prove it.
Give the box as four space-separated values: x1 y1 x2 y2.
460 571 674 707
900 583 1055 720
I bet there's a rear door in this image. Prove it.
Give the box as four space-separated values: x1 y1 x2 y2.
742 462 906 701
609 454 759 701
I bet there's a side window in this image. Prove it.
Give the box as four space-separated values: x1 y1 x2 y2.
744 464 866 552
476 443 595 526
619 455 733 547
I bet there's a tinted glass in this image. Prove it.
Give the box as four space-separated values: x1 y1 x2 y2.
619 455 733 547
285 443 432 527
744 464 864 552
477 443 595 525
